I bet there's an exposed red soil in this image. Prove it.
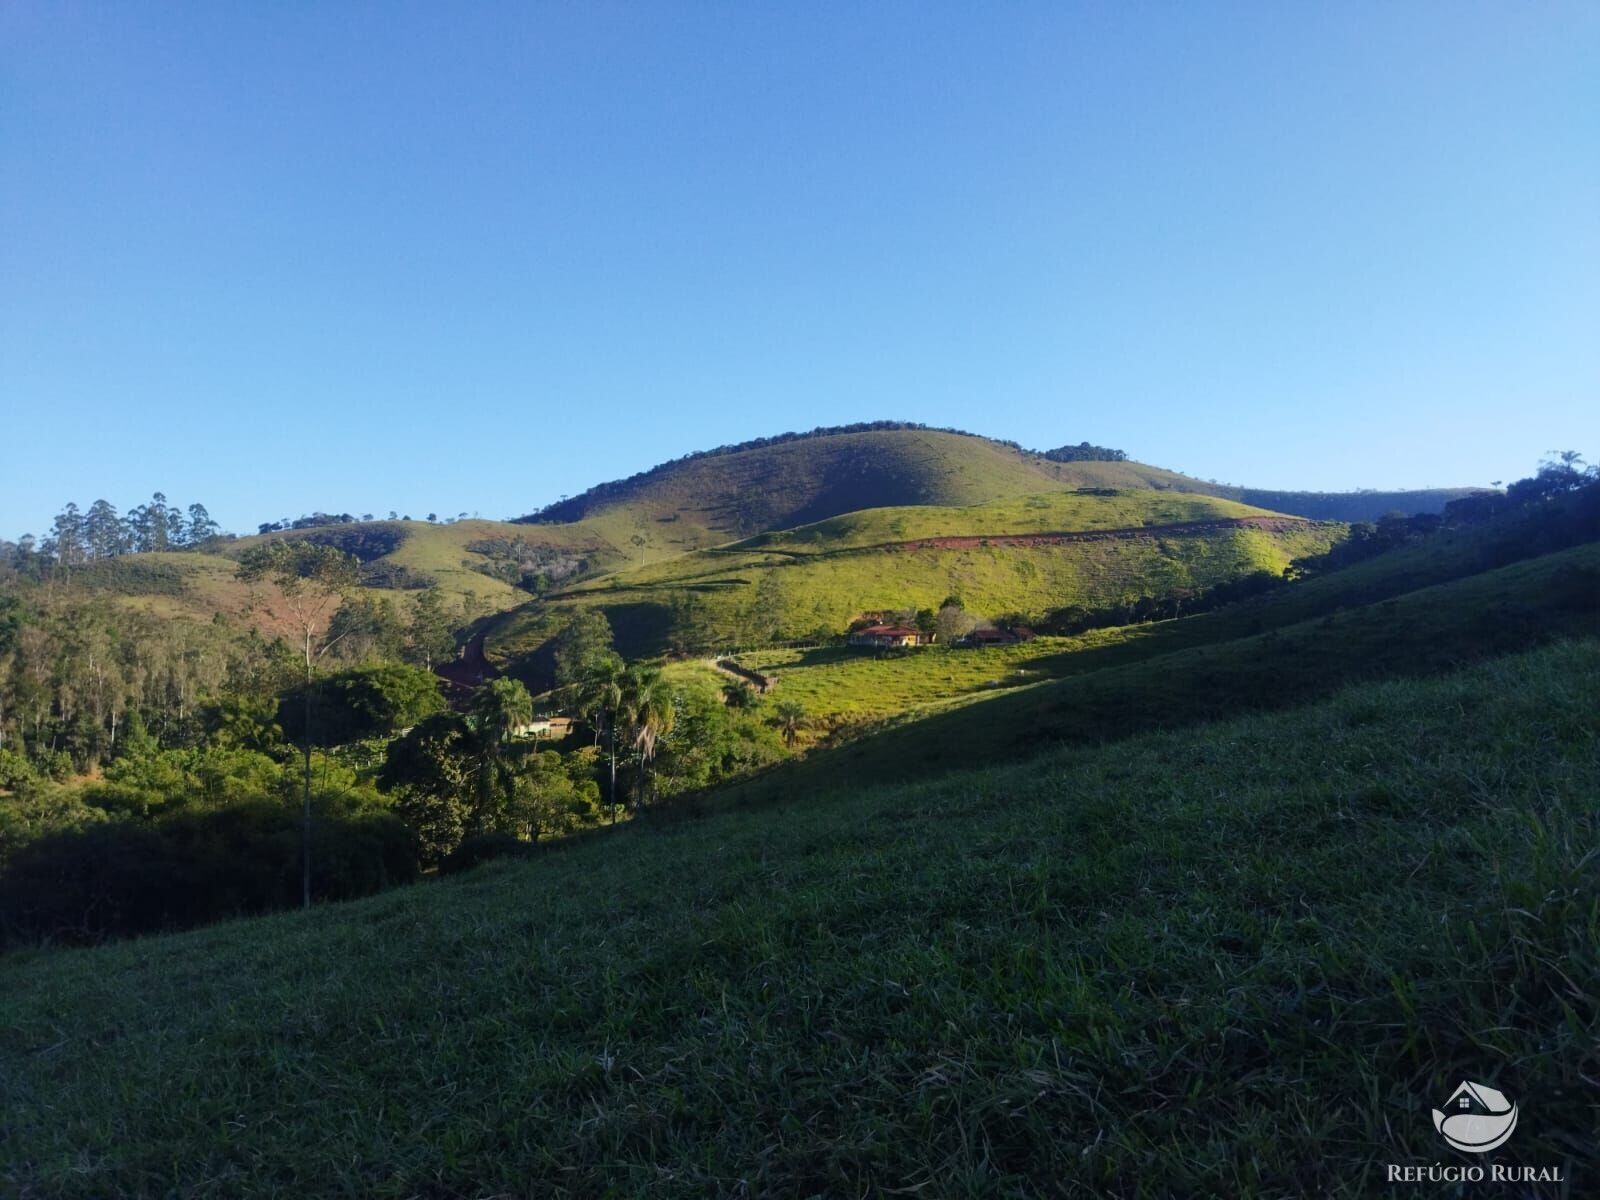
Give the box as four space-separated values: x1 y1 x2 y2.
886 516 1317 553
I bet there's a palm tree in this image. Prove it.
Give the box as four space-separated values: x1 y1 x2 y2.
774 699 806 748
618 664 676 808
468 678 534 832
568 654 625 820
471 677 533 746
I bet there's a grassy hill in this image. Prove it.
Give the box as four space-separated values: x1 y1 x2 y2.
732 488 1284 553
79 428 1477 642
3 640 1593 1196
704 506 1598 743
511 427 1220 542
44 427 1484 661
487 494 1342 668
516 425 1481 534
720 540 1599 800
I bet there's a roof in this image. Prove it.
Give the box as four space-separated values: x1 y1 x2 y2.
855 624 920 636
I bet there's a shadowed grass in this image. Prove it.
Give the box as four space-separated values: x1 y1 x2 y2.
3 642 1596 1197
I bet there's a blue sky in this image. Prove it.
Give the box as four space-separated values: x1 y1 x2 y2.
3 2 1596 535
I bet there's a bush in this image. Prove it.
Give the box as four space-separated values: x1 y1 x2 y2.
0 747 39 792
440 832 533 875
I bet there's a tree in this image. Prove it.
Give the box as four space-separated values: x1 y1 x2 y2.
84 500 124 559
279 663 445 747
568 654 625 817
186 503 220 545
467 678 535 833
235 541 360 907
618 664 675 807
934 602 976 644
552 609 616 690
722 679 757 709
380 714 476 866
324 592 406 663
774 699 805 748
44 504 86 571
406 587 457 670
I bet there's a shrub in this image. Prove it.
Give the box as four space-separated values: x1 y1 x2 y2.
439 832 532 875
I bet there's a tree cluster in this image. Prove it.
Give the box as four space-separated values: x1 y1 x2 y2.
1040 442 1129 463
464 536 589 594
6 493 224 573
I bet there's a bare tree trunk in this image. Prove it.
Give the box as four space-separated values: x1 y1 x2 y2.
608 717 617 824
302 631 313 910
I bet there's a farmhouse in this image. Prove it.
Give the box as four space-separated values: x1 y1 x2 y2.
510 716 574 740
848 623 929 649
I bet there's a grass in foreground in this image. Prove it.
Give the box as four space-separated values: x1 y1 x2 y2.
3 642 1596 1197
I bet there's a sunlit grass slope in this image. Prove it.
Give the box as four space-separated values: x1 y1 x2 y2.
3 642 1594 1197
711 526 1599 743
733 541 1600 795
736 488 1287 553
717 641 1074 736
489 518 1341 664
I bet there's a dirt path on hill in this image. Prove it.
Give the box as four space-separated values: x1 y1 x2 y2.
879 515 1317 553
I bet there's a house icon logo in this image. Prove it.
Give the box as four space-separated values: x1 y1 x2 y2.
1432 1081 1518 1153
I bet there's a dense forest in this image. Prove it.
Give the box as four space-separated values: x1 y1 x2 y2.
0 537 782 945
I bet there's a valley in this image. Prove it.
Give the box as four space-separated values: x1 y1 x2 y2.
2 426 1594 1197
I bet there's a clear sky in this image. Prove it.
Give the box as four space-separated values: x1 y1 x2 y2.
3 2 1597 536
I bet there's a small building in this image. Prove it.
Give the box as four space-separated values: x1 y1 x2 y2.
509 716 574 740
958 626 1036 648
848 623 929 649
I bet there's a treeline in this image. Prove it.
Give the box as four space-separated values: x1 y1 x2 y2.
1287 452 1599 579
1033 454 1599 636
1040 442 1128 463
255 511 478 533
4 493 224 569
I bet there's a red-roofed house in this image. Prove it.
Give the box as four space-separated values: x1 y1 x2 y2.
848 624 929 649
